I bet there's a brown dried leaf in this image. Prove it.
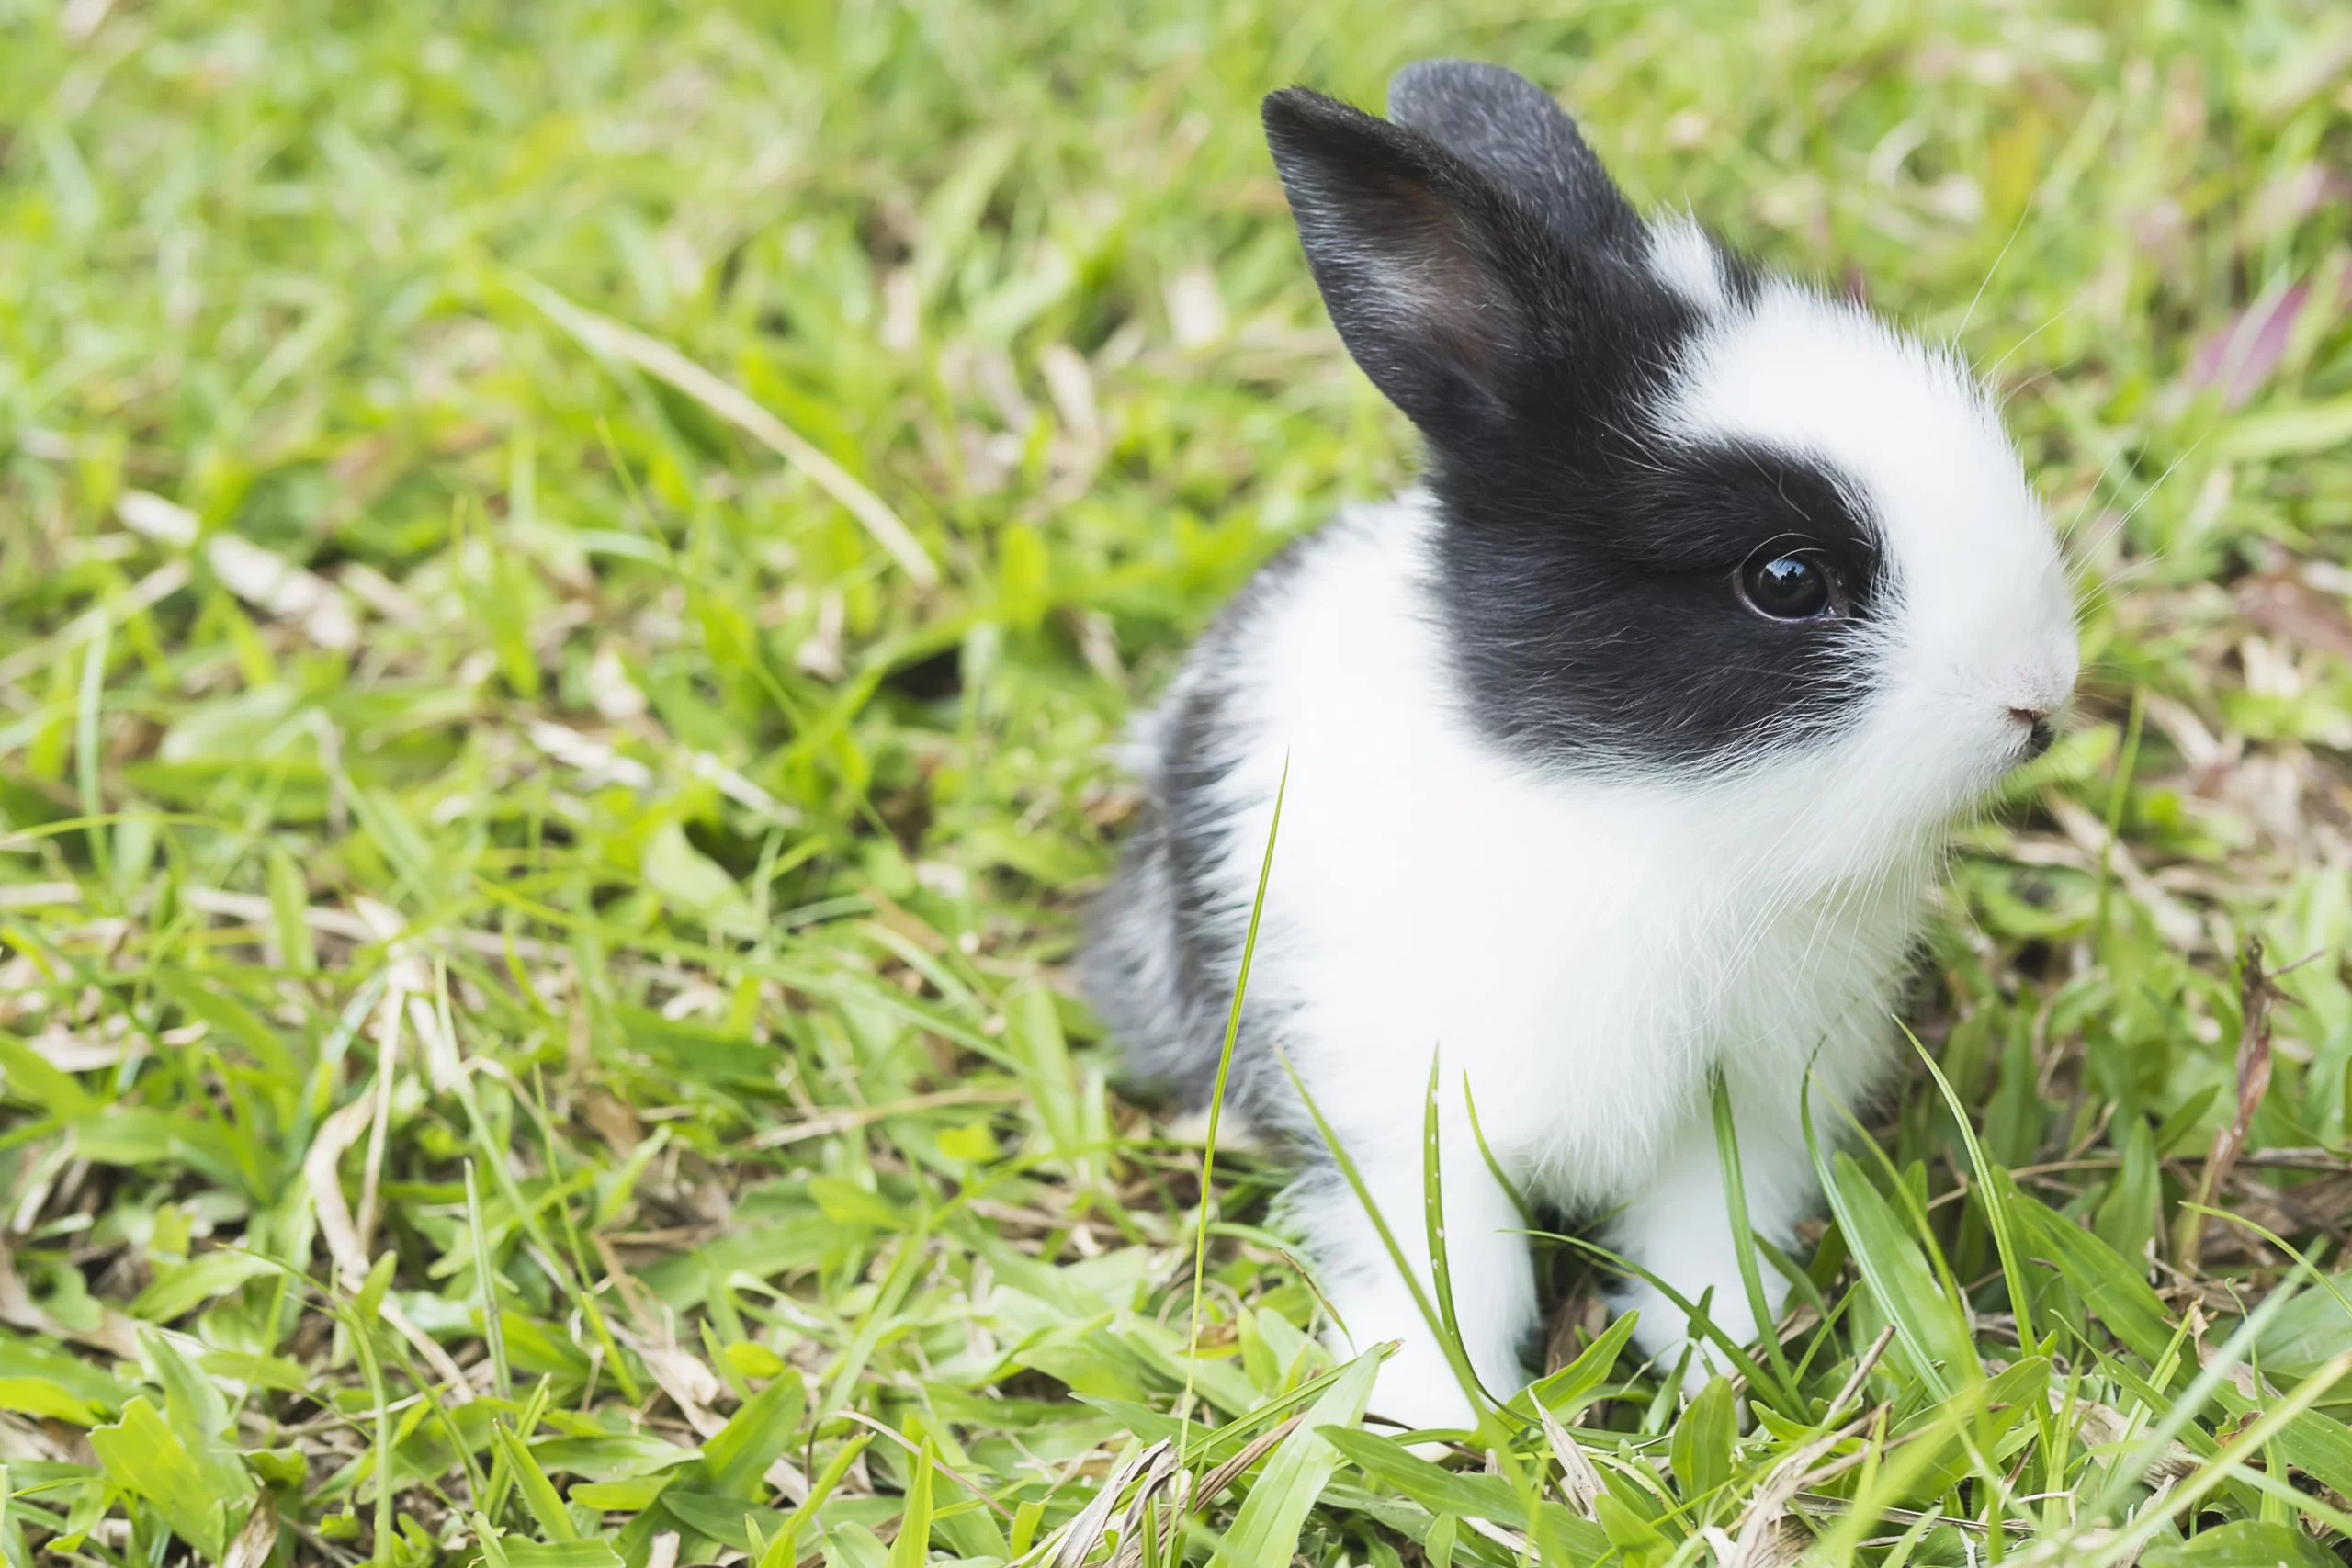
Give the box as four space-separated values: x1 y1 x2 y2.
636 1340 728 1438
2071 1397 2199 1483
583 1091 645 1155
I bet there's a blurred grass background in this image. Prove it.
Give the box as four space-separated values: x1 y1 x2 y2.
2 0 2351 1563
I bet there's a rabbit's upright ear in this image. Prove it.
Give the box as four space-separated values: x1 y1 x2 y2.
1385 61 1637 251
1263 87 1551 435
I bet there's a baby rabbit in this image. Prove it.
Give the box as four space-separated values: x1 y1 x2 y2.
1084 61 2078 1432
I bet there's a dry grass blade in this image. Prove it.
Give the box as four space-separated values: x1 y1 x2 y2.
631 1335 728 1438
1536 1404 1602 1519
304 1094 379 1292
116 491 357 648
220 1492 280 1568
1702 1517 1811 1567
2045 795 2203 948
836 1409 1008 1518
1116 1472 1191 1568
1102 1443 1182 1568
1191 1416 1305 1511
303 1090 473 1396
1050 1441 1170 1568
2236 572 2352 662
751 1088 1026 1147
177 887 567 960
1827 1324 1899 1423
1722 1407 1882 1566
1458 1515 1531 1554
2181 937 2287 1269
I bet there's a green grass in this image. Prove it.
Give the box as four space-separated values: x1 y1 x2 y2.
1 0 2350 1563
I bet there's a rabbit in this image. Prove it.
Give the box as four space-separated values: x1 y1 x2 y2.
1082 60 2079 1434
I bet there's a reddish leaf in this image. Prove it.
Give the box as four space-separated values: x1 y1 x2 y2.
2236 572 2352 664
2189 285 2311 408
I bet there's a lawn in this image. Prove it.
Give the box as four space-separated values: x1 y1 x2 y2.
2 0 2351 1563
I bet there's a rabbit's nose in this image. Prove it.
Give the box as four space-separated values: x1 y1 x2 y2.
2008 706 2055 760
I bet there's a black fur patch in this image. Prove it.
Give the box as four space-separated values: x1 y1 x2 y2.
1432 434 1883 772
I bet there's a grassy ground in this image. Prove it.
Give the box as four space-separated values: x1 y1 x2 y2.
2 0 2350 1563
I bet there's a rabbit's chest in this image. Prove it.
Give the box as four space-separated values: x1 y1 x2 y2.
1265 770 1917 1185
1444 872 1915 1195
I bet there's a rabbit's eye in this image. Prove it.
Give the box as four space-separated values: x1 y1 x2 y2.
1739 550 1836 621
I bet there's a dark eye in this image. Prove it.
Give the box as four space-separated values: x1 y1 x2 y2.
1738 549 1837 621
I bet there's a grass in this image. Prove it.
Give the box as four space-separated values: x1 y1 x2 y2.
1 0 2350 1562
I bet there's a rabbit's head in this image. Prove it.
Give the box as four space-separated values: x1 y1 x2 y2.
1265 62 2077 865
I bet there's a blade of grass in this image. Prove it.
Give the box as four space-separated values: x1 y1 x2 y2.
885 1439 934 1568
1272 1044 1490 1434
1802 1066 1964 1400
523 1067 639 1405
1708 1067 1798 1407
1800 1389 1988 1564
1207 1349 1378 1568
1459 1074 1533 1227
446 986 639 1404
336 1265 398 1567
1825 1088 1980 1361
1905 1024 2038 1349
504 270 937 588
775 1432 871 1565
1179 759 1284 1469
1419 1047 1498 1414
492 1420 579 1541
465 1157 513 1401
75 623 110 884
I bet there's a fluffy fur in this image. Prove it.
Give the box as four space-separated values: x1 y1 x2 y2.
1083 61 2078 1432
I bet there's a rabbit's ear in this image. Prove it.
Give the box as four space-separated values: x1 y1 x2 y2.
1263 87 1554 434
1385 61 1636 250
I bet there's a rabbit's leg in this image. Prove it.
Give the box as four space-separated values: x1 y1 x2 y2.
1305 1125 1537 1434
1604 1108 1810 1386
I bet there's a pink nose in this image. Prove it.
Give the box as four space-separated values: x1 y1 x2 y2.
2007 705 2052 726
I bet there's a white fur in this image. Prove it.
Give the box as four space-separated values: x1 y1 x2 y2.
1143 248 2077 1430
1646 218 1728 313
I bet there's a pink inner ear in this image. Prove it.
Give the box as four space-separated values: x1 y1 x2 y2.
1351 167 1518 395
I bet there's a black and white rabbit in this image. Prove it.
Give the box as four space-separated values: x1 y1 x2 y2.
1084 61 2078 1431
